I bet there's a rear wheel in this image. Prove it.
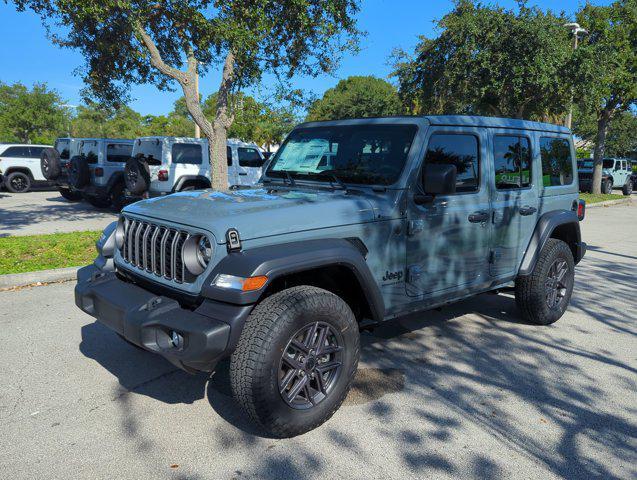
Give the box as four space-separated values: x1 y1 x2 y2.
230 286 359 438
109 181 126 211
5 171 31 193
603 179 613 194
622 181 633 196
58 187 83 202
515 238 575 325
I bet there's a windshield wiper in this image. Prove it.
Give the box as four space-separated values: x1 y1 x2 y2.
283 170 296 187
316 170 348 191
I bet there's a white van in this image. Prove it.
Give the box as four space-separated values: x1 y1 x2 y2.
124 137 265 197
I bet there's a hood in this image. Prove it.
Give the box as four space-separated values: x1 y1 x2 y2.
123 188 377 243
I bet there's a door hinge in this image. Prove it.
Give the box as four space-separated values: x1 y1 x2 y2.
489 250 501 264
407 265 423 284
408 220 424 236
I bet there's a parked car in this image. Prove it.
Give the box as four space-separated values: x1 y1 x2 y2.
630 160 637 191
124 137 266 199
0 143 52 192
42 138 135 208
577 157 633 195
76 115 586 438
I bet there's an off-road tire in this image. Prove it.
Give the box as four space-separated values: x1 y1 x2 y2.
58 187 83 202
68 156 90 189
109 181 126 212
125 157 150 195
515 238 575 325
230 286 360 438
622 181 633 196
5 171 31 193
40 147 61 180
603 179 613 194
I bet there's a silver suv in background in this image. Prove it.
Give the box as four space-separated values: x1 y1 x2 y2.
124 137 265 198
0 143 52 193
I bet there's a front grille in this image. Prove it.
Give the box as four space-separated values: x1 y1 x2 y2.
121 217 191 283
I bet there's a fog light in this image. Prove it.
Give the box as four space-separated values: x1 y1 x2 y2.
170 331 184 350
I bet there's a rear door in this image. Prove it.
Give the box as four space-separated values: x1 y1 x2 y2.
236 146 265 186
103 142 133 186
27 146 46 180
406 128 493 296
169 142 206 191
488 130 538 278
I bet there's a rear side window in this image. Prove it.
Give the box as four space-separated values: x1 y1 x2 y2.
425 134 480 193
55 140 70 159
227 146 233 166
238 147 264 168
493 136 532 190
29 146 45 158
107 144 132 163
1 146 30 157
172 143 202 164
540 137 573 187
80 141 99 164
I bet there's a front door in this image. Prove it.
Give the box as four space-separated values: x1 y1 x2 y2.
488 131 539 278
236 146 265 186
406 129 492 297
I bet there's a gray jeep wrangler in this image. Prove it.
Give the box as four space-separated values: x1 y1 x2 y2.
75 116 586 438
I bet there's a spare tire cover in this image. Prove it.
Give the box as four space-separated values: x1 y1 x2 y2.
125 157 150 195
40 147 61 180
68 155 90 189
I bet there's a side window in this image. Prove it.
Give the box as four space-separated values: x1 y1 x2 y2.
172 143 202 164
55 140 70 160
238 147 264 168
29 146 45 158
227 146 233 166
424 134 480 193
2 146 29 157
493 136 532 190
540 137 573 187
107 144 133 163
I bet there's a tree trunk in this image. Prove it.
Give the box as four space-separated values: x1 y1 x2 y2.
591 109 612 195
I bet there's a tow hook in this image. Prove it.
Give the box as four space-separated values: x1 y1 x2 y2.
143 297 162 311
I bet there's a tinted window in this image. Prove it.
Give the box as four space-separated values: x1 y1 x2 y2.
29 146 45 158
267 125 417 186
55 139 70 160
172 143 202 164
227 146 233 166
135 140 162 165
106 143 132 163
493 136 531 189
425 134 480 193
540 138 573 187
602 159 615 169
238 147 264 168
1 146 30 157
80 141 99 164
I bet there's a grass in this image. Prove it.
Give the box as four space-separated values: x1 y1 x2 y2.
0 231 101 275
579 193 626 205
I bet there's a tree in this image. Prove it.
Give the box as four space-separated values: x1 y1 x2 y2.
574 108 637 159
392 1 574 120
13 1 361 189
71 103 148 138
306 76 403 121
574 0 637 193
0 82 69 144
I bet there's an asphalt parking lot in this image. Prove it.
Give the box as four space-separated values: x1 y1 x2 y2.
0 190 116 237
1 201 635 480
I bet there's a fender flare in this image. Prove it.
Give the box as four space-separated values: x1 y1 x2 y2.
518 210 583 276
173 175 211 192
200 238 385 322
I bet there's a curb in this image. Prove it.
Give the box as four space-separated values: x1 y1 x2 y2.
0 266 79 290
586 198 632 209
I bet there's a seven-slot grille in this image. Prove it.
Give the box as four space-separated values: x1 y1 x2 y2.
121 217 190 283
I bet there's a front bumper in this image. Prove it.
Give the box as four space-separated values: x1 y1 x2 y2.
75 265 252 372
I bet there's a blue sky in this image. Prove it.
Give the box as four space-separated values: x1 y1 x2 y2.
0 0 610 116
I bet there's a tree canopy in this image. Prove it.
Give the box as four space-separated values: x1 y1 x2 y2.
13 0 361 189
0 82 69 144
393 0 574 120
306 76 403 121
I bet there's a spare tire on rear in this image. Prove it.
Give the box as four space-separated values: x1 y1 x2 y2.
125 157 150 195
68 155 90 189
41 147 62 180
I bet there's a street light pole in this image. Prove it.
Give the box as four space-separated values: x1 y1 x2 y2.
563 23 589 130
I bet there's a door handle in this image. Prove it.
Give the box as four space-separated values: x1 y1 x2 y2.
239 172 247 176
519 206 537 216
468 211 489 223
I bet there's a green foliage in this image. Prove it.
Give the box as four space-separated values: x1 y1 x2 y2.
393 1 574 120
574 109 637 158
0 82 69 144
306 76 403 121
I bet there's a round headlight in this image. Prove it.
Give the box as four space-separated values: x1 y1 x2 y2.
196 236 212 268
115 216 126 249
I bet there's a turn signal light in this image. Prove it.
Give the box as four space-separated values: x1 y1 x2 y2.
242 276 268 291
158 169 169 181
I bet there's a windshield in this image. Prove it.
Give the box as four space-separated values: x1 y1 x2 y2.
266 125 418 186
603 159 615 169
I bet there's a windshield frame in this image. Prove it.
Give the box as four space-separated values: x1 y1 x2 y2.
262 121 422 189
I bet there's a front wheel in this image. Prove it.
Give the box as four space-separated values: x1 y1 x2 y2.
515 238 575 325
603 179 613 194
230 286 359 438
622 181 633 196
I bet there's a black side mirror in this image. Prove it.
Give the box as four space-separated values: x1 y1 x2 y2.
414 164 457 205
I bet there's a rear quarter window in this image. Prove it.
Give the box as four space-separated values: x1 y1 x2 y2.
540 137 573 187
107 143 133 163
172 143 203 164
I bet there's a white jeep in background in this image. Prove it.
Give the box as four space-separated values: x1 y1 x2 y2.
0 143 52 193
124 137 265 198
